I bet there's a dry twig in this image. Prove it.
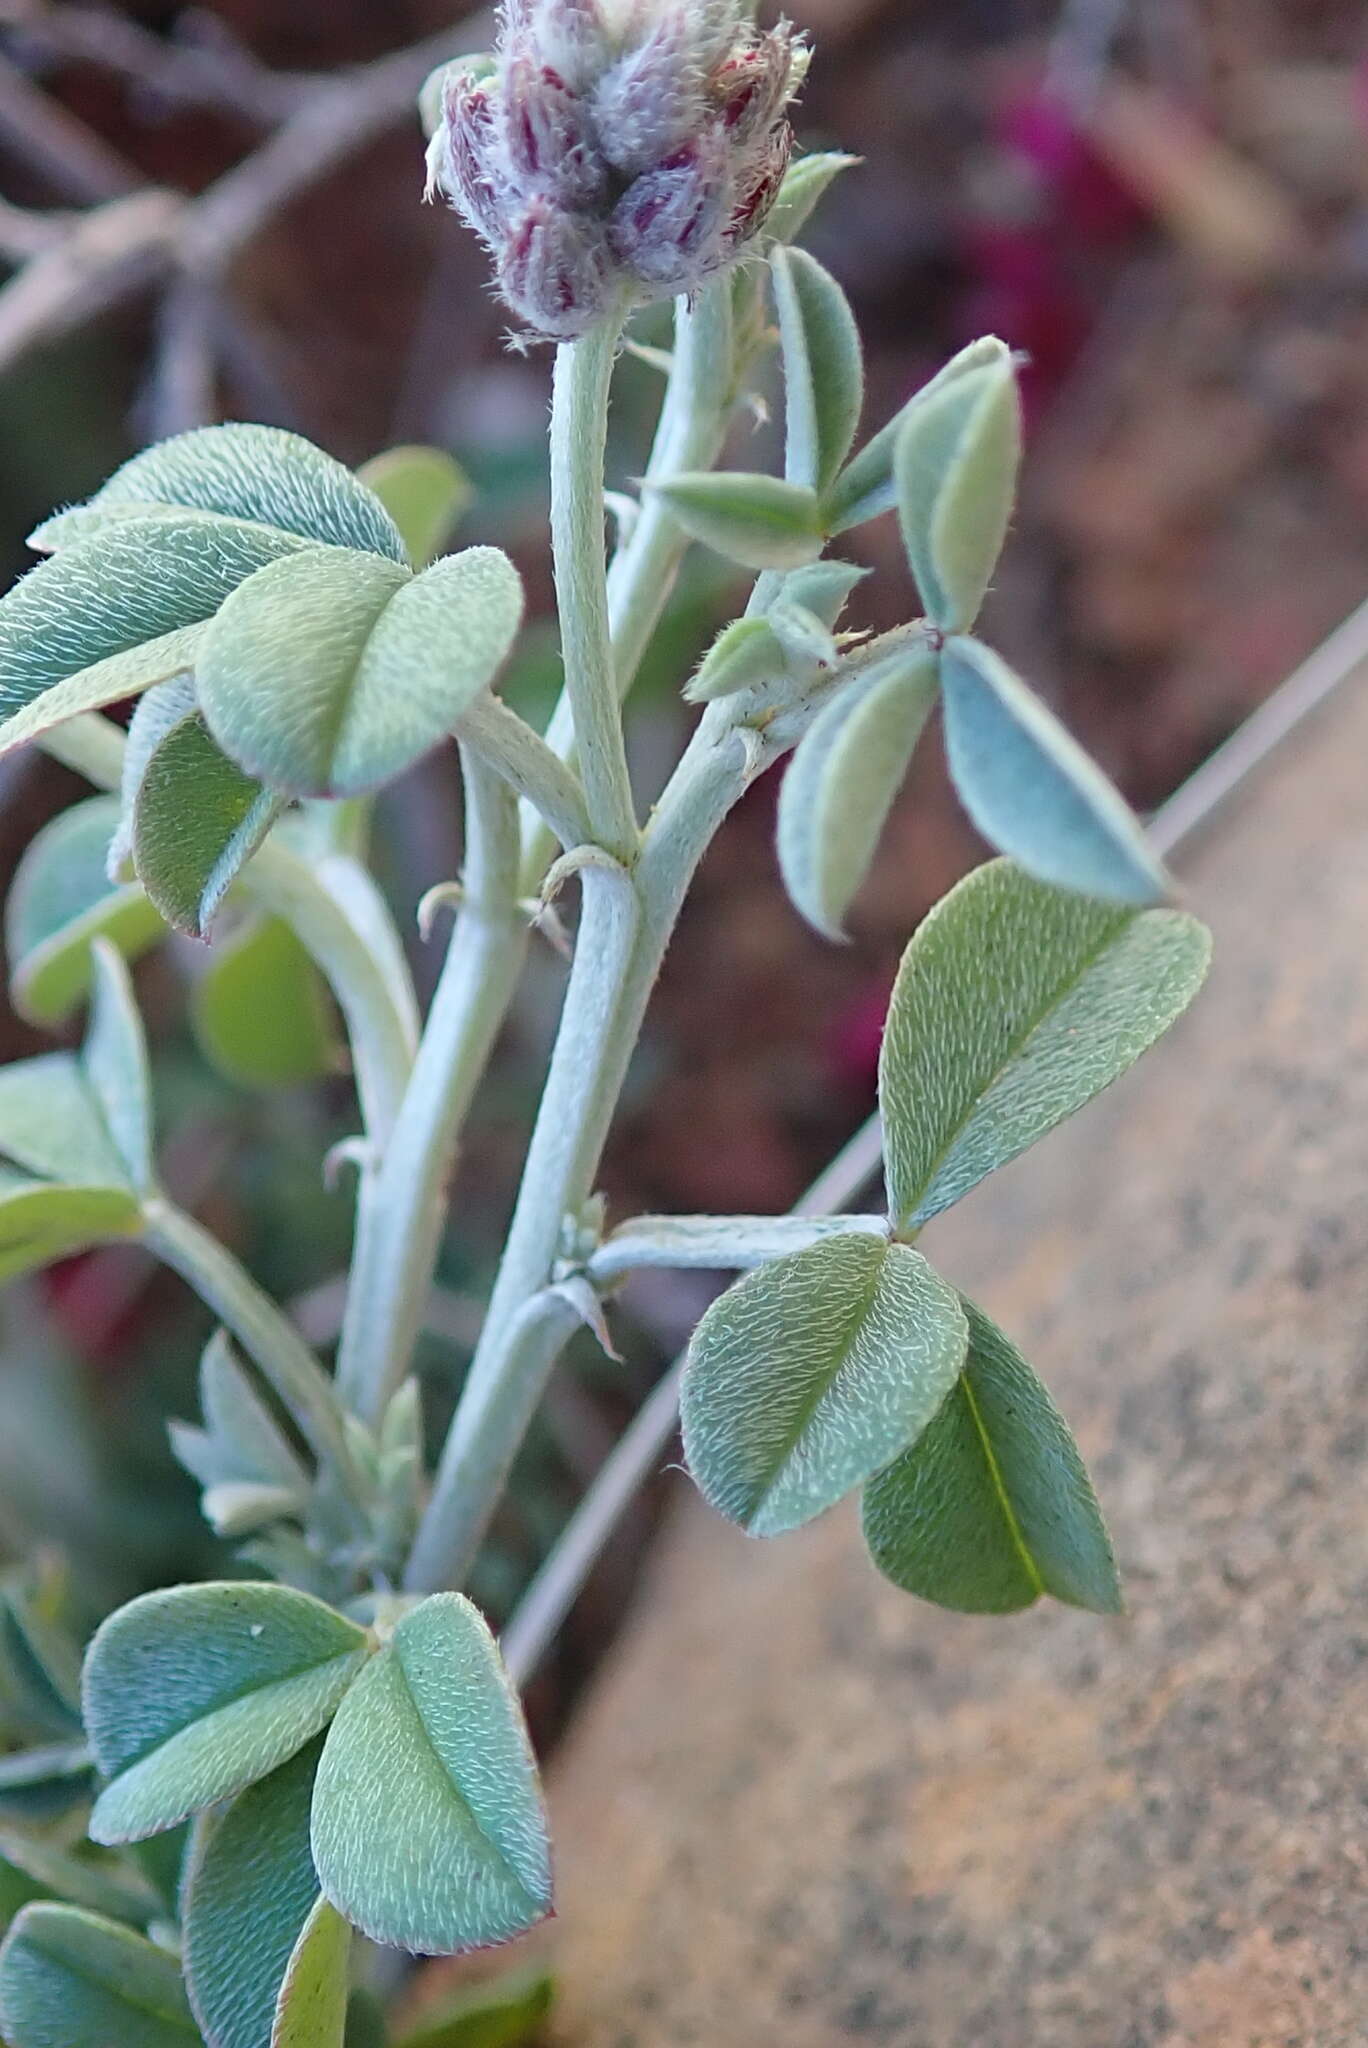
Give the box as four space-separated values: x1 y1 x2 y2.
0 6 487 396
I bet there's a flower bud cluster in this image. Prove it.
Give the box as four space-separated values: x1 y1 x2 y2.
426 0 806 341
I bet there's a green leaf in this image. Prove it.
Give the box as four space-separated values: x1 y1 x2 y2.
827 337 1011 536
686 617 782 703
0 1056 127 1187
0 627 206 762
0 1903 202 2048
183 1739 324 2048
192 915 337 1092
779 559 870 627
684 563 867 705
83 941 155 1193
862 1299 1121 1614
681 1233 969 1537
170 1331 310 1509
765 151 861 247
85 1584 371 1847
112 677 200 876
311 1594 551 1957
879 858 1212 1232
0 516 308 751
198 547 524 799
272 1897 351 2048
6 797 165 1027
0 1176 140 1286
770 246 864 495
394 1969 553 2048
36 425 407 565
0 1829 156 1931
894 342 1021 631
0 1582 82 1740
777 648 938 939
132 710 284 938
644 474 825 572
0 1744 94 1823
357 448 472 569
939 636 1168 904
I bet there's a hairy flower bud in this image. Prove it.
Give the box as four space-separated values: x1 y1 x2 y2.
500 196 615 341
424 0 808 341
609 137 730 284
502 55 607 207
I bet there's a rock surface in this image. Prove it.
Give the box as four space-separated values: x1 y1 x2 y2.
545 671 1368 2046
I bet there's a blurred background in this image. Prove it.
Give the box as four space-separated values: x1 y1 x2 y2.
0 0 1365 1725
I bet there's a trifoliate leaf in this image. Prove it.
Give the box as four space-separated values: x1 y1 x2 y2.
770 246 864 495
645 474 825 571
85 1584 370 1846
894 344 1021 631
198 547 524 798
0 1903 202 2048
0 516 307 755
6 797 164 1027
939 636 1168 904
311 1594 551 1957
826 337 1011 535
35 425 406 565
879 858 1212 1232
183 1740 323 2048
681 1233 969 1537
131 710 284 938
862 1298 1121 1614
777 647 938 939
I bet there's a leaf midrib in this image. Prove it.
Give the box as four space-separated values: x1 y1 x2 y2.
748 1243 888 1524
118 1641 362 1775
390 1646 541 1913
895 916 1126 1229
959 1363 1042 1600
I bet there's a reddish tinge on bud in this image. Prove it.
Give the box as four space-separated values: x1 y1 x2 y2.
424 0 807 341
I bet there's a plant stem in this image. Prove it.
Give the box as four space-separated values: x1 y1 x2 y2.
406 691 789 1594
521 285 737 889
247 840 417 1145
458 691 592 852
499 1115 892 1688
337 297 706 1435
141 1197 362 1500
548 310 639 864
335 750 527 1426
606 287 739 706
407 1284 585 1585
588 1212 887 1287
38 713 126 791
405 852 640 1589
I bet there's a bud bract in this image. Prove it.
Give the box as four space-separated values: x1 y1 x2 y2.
425 0 808 340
